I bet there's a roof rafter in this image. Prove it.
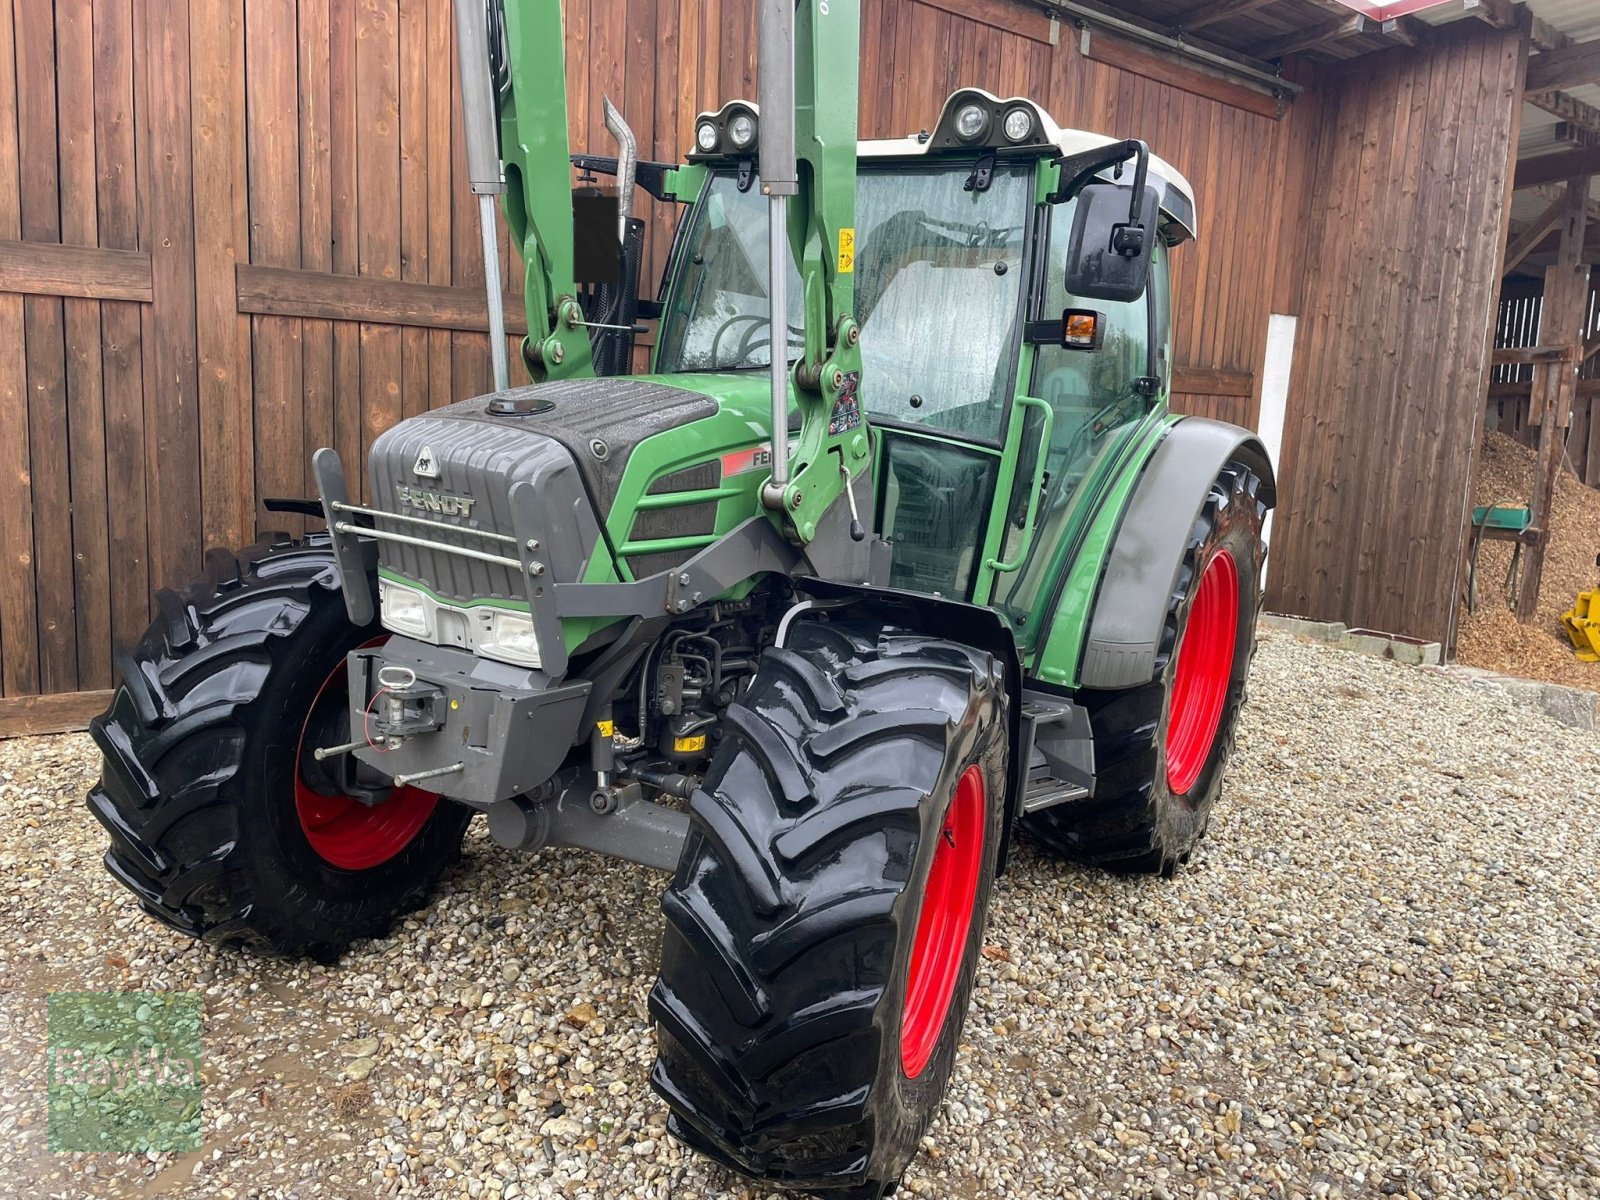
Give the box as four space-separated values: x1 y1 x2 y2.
1527 90 1600 139
1164 0 1279 35
1526 39 1600 95
1252 13 1367 61
1514 147 1600 190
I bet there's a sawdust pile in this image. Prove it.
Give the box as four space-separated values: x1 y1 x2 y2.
1454 431 1600 693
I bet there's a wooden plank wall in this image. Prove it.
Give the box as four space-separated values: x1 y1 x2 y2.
1265 22 1528 644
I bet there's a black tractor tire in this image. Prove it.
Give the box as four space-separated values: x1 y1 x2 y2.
86 533 472 962
1024 460 1266 876
649 619 1008 1199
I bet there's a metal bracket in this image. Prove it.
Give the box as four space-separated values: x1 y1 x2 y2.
313 447 377 626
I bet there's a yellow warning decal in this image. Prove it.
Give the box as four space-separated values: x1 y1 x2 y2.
597 720 615 737
674 734 708 754
838 227 856 274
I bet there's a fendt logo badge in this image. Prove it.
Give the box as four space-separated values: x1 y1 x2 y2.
394 483 477 519
413 445 441 479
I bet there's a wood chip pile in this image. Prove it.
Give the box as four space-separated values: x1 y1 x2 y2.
1455 432 1600 693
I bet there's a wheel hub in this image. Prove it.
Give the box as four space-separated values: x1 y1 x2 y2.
293 639 439 871
901 764 986 1079
1165 550 1240 796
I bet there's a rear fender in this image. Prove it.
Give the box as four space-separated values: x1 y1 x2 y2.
1072 417 1275 690
795 579 1028 871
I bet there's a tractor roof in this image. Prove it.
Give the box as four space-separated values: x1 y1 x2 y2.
858 88 1198 243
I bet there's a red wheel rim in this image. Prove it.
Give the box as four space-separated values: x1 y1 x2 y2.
901 764 986 1079
1165 550 1240 796
292 639 440 871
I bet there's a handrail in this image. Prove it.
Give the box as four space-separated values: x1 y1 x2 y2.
987 396 1055 574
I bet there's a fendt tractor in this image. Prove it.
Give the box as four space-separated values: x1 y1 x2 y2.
88 0 1273 1194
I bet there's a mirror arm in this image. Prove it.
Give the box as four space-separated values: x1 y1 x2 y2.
1047 139 1150 211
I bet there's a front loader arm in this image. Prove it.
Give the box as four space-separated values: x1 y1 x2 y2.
496 0 594 381
760 0 871 544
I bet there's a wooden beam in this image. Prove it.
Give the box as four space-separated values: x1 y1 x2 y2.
909 0 1056 46
1378 18 1417 49
1527 182 1600 227
1079 32 1286 120
1514 148 1600 190
1519 5 1566 54
1172 366 1254 397
236 264 531 335
0 240 152 302
1503 194 1565 277
1489 378 1600 398
1526 40 1600 95
0 689 113 739
1165 0 1277 34
1461 0 1517 30
1526 90 1600 140
1251 14 1366 62
1518 177 1590 621
1491 345 1580 366
1556 122 1600 151
1585 330 1600 364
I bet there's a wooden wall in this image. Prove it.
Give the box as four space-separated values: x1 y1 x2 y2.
1264 22 1528 645
0 0 1312 704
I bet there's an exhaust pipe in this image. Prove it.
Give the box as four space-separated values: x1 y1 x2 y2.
454 0 511 392
602 95 637 246
758 0 798 503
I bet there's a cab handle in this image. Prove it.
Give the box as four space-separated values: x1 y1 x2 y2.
986 396 1054 574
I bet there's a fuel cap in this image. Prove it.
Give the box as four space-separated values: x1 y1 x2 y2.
486 391 555 416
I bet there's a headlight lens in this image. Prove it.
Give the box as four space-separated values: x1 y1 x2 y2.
954 103 989 142
479 610 541 668
728 112 758 149
380 582 432 639
1003 107 1035 143
695 120 719 152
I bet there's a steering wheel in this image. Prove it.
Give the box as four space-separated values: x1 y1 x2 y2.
707 313 770 367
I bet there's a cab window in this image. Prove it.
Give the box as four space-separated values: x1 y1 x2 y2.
656 165 1030 445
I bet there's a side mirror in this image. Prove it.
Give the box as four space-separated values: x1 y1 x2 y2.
1065 179 1161 304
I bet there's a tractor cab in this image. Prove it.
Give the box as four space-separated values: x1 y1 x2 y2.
642 89 1197 626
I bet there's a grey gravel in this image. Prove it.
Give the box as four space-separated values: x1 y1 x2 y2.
1 629 1598 1198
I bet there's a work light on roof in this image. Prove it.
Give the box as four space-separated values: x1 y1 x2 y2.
728 111 759 150
954 103 990 143
695 120 719 152
1002 106 1035 143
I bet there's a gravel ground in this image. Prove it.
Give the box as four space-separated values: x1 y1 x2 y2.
2 629 1598 1200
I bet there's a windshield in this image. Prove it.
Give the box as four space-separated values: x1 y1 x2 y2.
656 165 1030 443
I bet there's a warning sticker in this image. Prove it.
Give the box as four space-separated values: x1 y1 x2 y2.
838 227 856 274
829 371 863 436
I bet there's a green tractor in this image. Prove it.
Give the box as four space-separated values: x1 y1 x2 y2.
88 0 1272 1194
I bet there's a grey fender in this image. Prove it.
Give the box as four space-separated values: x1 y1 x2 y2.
1077 416 1276 690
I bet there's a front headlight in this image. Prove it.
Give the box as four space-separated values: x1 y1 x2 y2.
478 609 541 668
380 582 432 639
